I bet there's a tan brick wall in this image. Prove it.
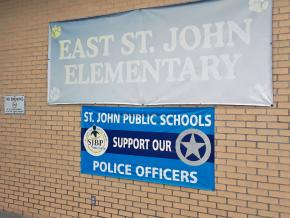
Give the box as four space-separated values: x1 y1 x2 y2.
0 0 289 217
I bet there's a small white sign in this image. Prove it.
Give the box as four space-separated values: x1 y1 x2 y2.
5 95 25 114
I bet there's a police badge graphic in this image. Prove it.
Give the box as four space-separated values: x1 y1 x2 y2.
83 125 108 156
175 129 211 166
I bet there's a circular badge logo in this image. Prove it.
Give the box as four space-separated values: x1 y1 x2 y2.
175 129 211 166
83 125 108 156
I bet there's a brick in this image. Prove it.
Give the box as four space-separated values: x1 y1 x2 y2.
119 210 133 217
281 213 290 218
148 204 163 212
270 205 290 213
156 211 173 218
217 204 236 212
228 212 247 218
141 208 156 216
258 210 279 218
198 213 216 218
237 206 257 215
1 1 290 218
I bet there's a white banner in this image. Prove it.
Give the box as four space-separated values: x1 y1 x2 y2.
48 0 273 106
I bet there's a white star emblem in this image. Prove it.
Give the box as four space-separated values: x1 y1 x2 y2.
181 134 205 159
175 129 211 166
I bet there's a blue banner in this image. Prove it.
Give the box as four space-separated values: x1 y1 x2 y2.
81 106 215 190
